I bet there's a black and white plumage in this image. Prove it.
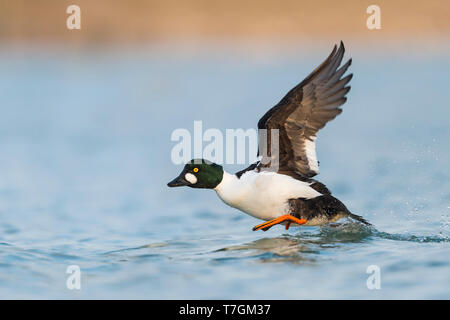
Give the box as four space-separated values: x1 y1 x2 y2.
223 42 369 227
168 42 370 231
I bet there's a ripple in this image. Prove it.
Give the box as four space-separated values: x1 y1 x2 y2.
214 221 449 265
374 231 450 243
304 221 449 244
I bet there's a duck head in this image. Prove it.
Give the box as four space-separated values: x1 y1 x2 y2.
167 159 224 189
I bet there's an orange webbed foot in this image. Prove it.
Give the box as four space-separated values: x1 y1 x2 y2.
252 215 307 231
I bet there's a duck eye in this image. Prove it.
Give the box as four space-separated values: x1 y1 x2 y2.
193 168 199 173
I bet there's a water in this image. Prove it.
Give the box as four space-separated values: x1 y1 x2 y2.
0 45 449 299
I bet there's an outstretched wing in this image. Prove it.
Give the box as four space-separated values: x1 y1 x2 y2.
257 41 352 177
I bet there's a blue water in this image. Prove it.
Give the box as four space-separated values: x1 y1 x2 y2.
0 45 449 299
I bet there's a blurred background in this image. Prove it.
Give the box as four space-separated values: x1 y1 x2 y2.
0 0 449 299
1 0 449 48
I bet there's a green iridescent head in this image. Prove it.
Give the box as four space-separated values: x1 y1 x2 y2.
167 159 224 189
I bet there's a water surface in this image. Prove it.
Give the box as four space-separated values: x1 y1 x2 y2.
0 46 449 299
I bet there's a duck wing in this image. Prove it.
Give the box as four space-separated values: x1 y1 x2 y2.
257 41 352 177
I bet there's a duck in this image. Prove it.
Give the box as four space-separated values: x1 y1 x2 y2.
168 41 370 231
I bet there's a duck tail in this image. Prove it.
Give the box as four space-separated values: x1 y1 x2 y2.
348 213 372 226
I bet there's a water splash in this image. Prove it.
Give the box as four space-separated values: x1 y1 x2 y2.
214 221 449 264
313 222 450 243
315 222 450 243
373 230 449 243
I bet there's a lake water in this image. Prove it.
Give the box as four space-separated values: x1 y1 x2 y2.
0 45 449 299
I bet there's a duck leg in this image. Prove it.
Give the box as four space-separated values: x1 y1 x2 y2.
252 215 307 231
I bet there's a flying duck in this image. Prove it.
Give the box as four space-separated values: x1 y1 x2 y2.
168 42 370 231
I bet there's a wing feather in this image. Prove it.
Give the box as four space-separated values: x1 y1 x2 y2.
257 41 352 177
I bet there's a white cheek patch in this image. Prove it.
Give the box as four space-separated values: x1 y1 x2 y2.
185 173 198 184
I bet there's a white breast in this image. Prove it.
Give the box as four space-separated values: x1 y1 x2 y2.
214 170 322 221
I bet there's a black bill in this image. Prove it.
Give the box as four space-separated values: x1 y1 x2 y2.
167 174 190 187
